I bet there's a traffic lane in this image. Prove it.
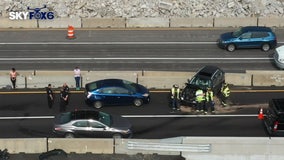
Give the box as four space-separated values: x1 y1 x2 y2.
0 119 53 138
0 91 283 117
0 116 267 138
0 60 276 72
130 116 267 139
0 44 272 58
0 29 284 42
0 43 276 72
0 29 237 43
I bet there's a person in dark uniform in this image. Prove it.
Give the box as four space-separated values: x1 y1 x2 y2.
46 84 54 109
60 88 68 112
62 83 70 105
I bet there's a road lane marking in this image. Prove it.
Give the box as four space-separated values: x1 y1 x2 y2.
0 41 217 45
0 42 284 45
0 57 274 60
0 114 258 120
0 89 283 94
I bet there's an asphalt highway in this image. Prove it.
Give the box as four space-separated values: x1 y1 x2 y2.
0 28 284 72
0 88 283 138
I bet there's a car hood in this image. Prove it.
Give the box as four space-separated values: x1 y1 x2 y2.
220 32 234 41
111 115 132 130
185 83 201 91
135 84 149 94
276 45 284 55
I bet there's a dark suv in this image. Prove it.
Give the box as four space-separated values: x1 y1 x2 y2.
218 26 277 52
180 66 225 106
263 99 284 136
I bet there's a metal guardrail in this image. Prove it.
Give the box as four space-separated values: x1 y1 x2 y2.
127 141 211 152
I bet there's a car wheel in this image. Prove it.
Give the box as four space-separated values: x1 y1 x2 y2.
226 44 236 52
113 133 122 139
133 99 143 107
93 101 103 109
65 133 74 138
261 43 270 52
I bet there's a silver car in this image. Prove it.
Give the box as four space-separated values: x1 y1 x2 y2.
274 45 284 69
53 110 132 138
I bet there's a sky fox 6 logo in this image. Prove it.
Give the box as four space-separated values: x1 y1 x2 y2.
9 5 54 20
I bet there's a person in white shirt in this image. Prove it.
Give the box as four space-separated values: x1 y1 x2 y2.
9 68 18 89
74 66 81 90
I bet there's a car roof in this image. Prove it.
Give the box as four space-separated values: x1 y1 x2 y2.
85 79 127 91
70 110 100 120
197 65 223 77
241 26 272 32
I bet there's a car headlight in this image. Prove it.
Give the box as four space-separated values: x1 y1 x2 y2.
142 93 149 97
87 92 92 98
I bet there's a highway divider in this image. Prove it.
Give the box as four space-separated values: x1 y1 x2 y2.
1 17 284 28
0 70 284 89
1 137 284 160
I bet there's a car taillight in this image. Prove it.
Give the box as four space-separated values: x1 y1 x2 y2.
54 127 62 131
273 121 279 131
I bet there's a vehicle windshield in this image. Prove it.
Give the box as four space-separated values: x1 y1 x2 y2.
189 76 212 89
86 82 98 91
232 27 243 37
98 112 111 126
122 80 138 92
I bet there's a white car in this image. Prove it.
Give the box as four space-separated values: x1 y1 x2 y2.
274 45 284 69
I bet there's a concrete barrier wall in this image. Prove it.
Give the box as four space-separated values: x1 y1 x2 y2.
2 17 284 28
182 137 284 160
0 138 47 153
126 18 170 28
82 18 126 28
0 70 281 89
170 18 213 28
38 17 81 28
214 17 258 27
48 138 113 154
0 18 38 28
258 17 284 27
247 70 284 87
1 137 284 160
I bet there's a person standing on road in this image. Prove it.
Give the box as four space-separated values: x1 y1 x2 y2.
205 87 215 114
195 88 205 112
9 68 18 89
74 66 81 90
46 84 54 109
170 84 181 112
63 83 70 105
60 88 68 112
220 83 230 107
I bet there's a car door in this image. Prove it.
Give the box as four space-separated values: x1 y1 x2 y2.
251 32 268 47
113 87 134 105
88 120 110 138
72 120 92 137
100 87 120 105
237 32 252 48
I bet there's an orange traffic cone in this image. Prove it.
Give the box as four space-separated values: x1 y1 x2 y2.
67 25 76 39
258 108 264 120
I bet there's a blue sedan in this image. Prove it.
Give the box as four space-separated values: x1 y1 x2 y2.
85 79 150 108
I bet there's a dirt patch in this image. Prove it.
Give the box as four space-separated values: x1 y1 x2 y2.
180 97 268 114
